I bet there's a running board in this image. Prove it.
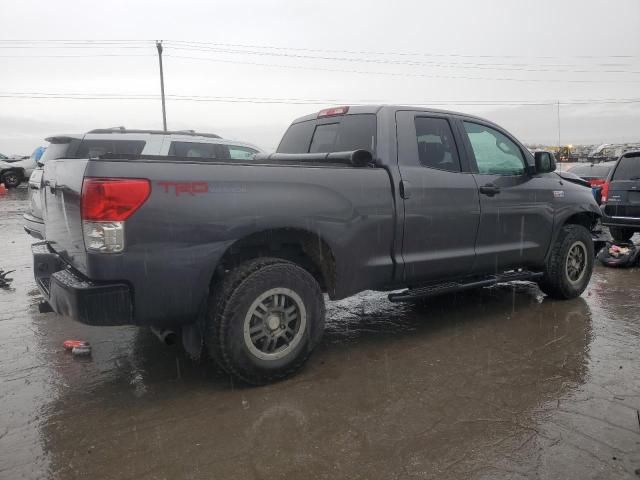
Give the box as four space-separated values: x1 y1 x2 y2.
388 270 544 302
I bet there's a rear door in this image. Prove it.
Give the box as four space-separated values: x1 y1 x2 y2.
458 119 553 272
604 152 640 219
396 111 480 283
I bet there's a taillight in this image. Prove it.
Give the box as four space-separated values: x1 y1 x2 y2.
82 178 150 221
601 181 609 203
81 178 150 253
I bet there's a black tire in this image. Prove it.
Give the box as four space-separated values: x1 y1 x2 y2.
538 224 594 300
609 226 635 243
1 171 21 188
206 257 325 385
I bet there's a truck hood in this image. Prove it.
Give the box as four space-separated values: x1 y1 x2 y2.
554 170 591 188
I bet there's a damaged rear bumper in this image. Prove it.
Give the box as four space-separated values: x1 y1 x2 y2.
32 242 133 326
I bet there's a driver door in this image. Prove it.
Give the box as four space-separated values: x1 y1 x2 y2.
458 120 553 273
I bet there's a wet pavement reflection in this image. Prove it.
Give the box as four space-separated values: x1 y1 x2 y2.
1 187 639 479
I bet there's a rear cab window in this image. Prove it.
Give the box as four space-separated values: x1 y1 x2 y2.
612 153 640 181
277 114 376 155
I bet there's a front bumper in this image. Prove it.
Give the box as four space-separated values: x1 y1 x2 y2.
23 213 44 240
32 242 133 326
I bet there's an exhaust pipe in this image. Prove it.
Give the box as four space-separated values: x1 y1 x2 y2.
151 327 177 346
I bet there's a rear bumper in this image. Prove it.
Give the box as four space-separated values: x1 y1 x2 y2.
601 203 640 229
23 213 44 240
600 207 640 229
32 242 133 326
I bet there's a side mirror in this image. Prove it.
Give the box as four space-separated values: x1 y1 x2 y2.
534 151 556 173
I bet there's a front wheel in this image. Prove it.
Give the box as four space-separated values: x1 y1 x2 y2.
206 257 325 385
538 224 594 300
1 171 21 188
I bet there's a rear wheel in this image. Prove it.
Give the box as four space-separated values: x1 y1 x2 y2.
538 224 594 300
206 257 325 385
1 171 21 188
609 226 635 243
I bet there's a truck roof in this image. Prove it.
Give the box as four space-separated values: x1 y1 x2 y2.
45 130 224 144
289 104 498 126
86 128 221 139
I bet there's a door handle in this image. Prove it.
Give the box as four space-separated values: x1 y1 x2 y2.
479 184 500 196
400 180 411 199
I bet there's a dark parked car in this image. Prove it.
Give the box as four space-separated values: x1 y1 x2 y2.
601 151 640 241
568 161 616 204
32 105 601 384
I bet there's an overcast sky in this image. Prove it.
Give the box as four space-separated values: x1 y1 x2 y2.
1 0 639 154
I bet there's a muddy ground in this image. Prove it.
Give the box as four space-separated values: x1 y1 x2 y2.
1 186 639 479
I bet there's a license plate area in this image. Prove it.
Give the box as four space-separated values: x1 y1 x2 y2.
628 191 640 204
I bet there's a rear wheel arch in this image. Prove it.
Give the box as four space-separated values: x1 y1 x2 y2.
212 228 337 298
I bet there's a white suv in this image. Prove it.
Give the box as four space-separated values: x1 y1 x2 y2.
24 128 263 239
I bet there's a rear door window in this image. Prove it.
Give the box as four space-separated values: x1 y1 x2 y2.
612 154 640 181
414 117 461 172
278 114 376 154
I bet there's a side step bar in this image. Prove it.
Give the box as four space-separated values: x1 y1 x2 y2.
388 270 544 303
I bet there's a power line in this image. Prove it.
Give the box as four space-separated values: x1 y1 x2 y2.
167 40 640 60
165 44 640 74
2 40 639 82
2 39 635 60
1 91 638 106
3 51 632 83
2 41 636 71
165 54 638 84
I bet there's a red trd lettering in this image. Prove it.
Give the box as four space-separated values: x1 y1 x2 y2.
157 181 209 196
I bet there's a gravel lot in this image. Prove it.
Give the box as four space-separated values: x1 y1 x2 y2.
1 186 639 480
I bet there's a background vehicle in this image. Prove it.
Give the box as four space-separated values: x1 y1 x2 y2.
601 151 640 241
568 161 616 204
33 105 601 384
0 148 41 188
23 128 262 239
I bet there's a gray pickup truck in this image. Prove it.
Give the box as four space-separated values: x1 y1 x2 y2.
33 105 601 384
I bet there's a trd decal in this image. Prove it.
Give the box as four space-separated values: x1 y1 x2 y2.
158 181 209 196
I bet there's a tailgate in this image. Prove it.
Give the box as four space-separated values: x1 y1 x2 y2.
42 158 90 272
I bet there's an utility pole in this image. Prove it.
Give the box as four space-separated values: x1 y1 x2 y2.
556 100 561 148
156 40 167 131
